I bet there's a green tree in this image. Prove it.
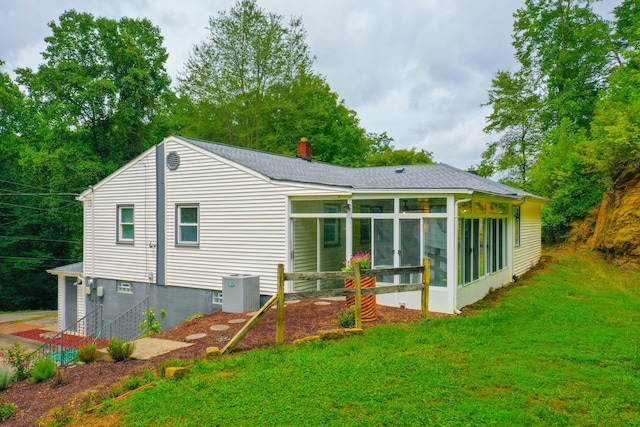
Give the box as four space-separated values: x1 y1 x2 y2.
0 11 175 310
176 0 371 166
482 0 615 241
16 10 174 168
178 0 313 148
365 132 434 166
479 70 541 186
512 0 612 132
586 0 640 176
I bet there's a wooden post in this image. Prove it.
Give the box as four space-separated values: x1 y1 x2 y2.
221 295 278 355
354 263 363 329
421 258 430 319
276 263 285 345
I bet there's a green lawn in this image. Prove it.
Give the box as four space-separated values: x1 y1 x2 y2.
111 247 639 426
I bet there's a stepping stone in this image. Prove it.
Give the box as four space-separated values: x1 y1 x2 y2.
210 324 230 331
186 333 206 341
314 301 331 306
286 300 300 304
246 311 259 317
228 318 247 324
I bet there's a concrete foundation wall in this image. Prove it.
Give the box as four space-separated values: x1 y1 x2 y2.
90 279 222 331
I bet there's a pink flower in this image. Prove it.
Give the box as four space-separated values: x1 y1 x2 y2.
342 251 372 271
21 361 27 366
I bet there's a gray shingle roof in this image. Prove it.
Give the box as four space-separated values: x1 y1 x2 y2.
178 136 542 199
47 262 83 274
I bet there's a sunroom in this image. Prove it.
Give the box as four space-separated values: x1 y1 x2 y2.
289 195 515 314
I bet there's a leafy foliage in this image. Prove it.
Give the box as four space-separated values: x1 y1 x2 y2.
0 343 35 381
106 338 136 362
481 0 638 241
0 403 18 422
176 0 372 166
336 306 356 329
139 307 167 335
77 344 98 363
30 358 57 383
0 10 175 310
15 10 174 168
0 365 14 390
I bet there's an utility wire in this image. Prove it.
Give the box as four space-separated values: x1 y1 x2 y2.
0 193 79 196
0 255 82 262
0 201 81 217
0 178 81 193
0 235 81 244
0 202 81 227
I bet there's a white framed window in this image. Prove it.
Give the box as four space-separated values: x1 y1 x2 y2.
212 290 223 304
459 217 507 286
117 205 134 243
176 204 199 246
116 281 133 294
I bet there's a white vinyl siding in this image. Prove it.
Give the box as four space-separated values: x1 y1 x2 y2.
163 139 346 295
82 147 157 282
513 202 542 278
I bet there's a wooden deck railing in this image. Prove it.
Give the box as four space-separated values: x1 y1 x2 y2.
220 259 430 355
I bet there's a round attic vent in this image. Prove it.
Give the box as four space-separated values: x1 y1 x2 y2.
166 151 180 170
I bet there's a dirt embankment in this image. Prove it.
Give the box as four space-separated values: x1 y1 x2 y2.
586 158 640 268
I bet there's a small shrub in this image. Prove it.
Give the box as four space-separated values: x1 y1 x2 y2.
0 365 14 390
0 343 33 381
0 402 18 422
184 312 204 322
337 306 356 328
106 338 135 362
77 344 98 363
30 358 56 383
43 406 73 427
107 371 155 399
80 389 103 411
139 307 167 336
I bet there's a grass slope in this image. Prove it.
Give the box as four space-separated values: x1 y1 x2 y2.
113 247 639 426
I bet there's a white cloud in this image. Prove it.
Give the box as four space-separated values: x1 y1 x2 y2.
0 0 621 169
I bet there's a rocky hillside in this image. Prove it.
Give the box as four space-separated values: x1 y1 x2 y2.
587 158 640 267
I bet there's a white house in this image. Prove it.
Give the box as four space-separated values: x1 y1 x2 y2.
49 135 547 331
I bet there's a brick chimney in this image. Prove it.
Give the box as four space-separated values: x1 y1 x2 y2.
297 137 312 161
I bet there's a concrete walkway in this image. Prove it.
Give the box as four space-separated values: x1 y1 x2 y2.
0 311 58 352
0 311 193 361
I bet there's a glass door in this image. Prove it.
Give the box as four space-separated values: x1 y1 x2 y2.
373 219 394 282
400 219 421 284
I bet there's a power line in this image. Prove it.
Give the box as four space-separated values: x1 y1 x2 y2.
0 201 81 217
0 193 79 196
0 255 82 262
0 202 81 227
0 235 81 244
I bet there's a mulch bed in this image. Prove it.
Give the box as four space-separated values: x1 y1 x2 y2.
11 329 108 347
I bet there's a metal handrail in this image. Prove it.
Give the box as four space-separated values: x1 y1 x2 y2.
33 306 103 367
102 296 149 342
32 296 150 367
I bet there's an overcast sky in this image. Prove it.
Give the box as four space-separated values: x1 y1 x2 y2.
0 0 619 169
